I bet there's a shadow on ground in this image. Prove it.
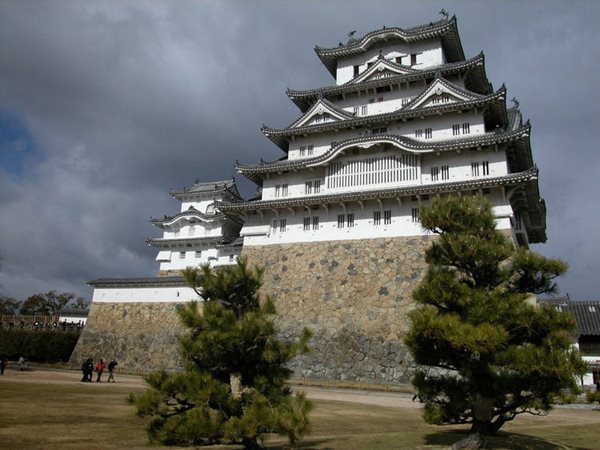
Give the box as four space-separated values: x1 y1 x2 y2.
425 430 582 449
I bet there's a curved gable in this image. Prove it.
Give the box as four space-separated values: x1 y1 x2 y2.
406 77 482 110
288 98 355 128
349 59 418 84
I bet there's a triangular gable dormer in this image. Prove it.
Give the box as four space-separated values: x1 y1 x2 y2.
405 77 483 110
288 98 355 128
349 58 418 85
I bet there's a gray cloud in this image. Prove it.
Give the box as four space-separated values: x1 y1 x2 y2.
0 0 598 300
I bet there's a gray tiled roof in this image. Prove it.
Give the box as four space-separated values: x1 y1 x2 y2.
219 167 538 213
263 86 507 152
238 125 530 184
170 179 241 200
315 17 465 77
146 236 224 249
150 206 226 228
541 299 600 336
88 276 188 289
288 54 490 112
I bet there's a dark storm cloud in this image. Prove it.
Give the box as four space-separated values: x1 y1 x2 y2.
0 0 598 300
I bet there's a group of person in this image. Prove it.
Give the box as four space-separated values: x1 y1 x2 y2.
80 358 117 383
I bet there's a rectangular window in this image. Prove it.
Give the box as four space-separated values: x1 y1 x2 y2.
314 179 321 194
337 214 345 228
304 181 312 195
482 160 489 176
282 184 288 196
462 123 470 134
441 165 449 180
373 127 387 134
384 209 392 225
353 106 359 116
279 218 287 232
410 53 418 66
353 65 359 76
373 210 381 226
361 105 368 115
368 98 375 103
179 251 186 259
415 129 423 138
229 254 234 261
471 162 480 177
299 146 306 156
274 184 280 197
431 166 439 182
347 213 355 228
303 217 311 231
195 251 201 258
312 216 319 230
395 56 403 64
424 128 432 139
378 97 384 102
307 145 314 156
272 219 278 234
452 124 460 135
412 208 420 223
401 98 410 107
367 62 374 68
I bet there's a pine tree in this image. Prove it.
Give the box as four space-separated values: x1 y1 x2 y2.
130 257 312 449
405 195 585 444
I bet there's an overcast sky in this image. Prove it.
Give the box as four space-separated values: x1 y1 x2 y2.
0 0 598 301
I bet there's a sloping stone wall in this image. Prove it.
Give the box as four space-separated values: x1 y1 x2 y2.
241 236 431 384
69 302 188 372
71 235 431 383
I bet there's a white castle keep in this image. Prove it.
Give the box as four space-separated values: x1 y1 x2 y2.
75 15 546 381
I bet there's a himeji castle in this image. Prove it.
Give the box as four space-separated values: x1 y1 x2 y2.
71 15 546 383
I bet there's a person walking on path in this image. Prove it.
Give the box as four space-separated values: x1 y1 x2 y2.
0 355 8 375
107 359 117 383
95 358 106 382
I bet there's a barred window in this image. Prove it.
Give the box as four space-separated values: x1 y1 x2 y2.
314 179 321 194
441 165 449 180
384 210 392 225
452 124 460 135
412 208 420 223
274 184 281 197
471 162 480 177
415 129 423 138
303 217 311 231
304 181 312 195
337 214 345 228
279 218 287 232
299 146 306 156
312 216 319 230
373 210 381 226
361 105 368 115
195 251 201 258
431 166 439 182
347 213 355 228
482 160 489 176
179 251 186 259
281 184 288 196
307 145 314 156
462 123 470 134
424 128 432 139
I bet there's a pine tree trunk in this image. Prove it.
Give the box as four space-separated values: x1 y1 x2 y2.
451 431 485 449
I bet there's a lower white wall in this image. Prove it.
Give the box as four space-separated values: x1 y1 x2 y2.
92 286 199 303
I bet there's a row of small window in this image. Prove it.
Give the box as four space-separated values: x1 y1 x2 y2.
430 165 450 182
273 209 419 233
452 123 471 135
299 145 314 156
173 227 211 237
415 123 470 140
352 54 420 76
471 161 490 177
175 252 235 261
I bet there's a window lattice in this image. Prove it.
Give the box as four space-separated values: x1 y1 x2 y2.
327 154 419 189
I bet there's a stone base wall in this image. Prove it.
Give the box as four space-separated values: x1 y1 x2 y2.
69 302 188 372
72 235 431 383
241 236 432 384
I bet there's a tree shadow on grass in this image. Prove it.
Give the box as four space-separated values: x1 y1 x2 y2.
266 437 336 449
425 429 583 449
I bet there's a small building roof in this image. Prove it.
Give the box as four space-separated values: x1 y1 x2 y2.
146 236 224 249
88 276 188 289
315 16 465 77
170 179 241 200
150 206 226 229
541 299 600 336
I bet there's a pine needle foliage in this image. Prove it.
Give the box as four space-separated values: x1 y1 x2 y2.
405 195 585 437
130 257 312 449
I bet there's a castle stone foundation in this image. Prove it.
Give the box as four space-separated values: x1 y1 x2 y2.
242 235 431 384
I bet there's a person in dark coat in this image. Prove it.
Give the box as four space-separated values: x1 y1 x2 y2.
0 355 8 375
107 359 117 383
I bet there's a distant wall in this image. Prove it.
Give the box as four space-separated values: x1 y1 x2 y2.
69 302 188 372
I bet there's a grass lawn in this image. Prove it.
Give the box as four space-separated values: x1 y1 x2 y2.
1 369 599 449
